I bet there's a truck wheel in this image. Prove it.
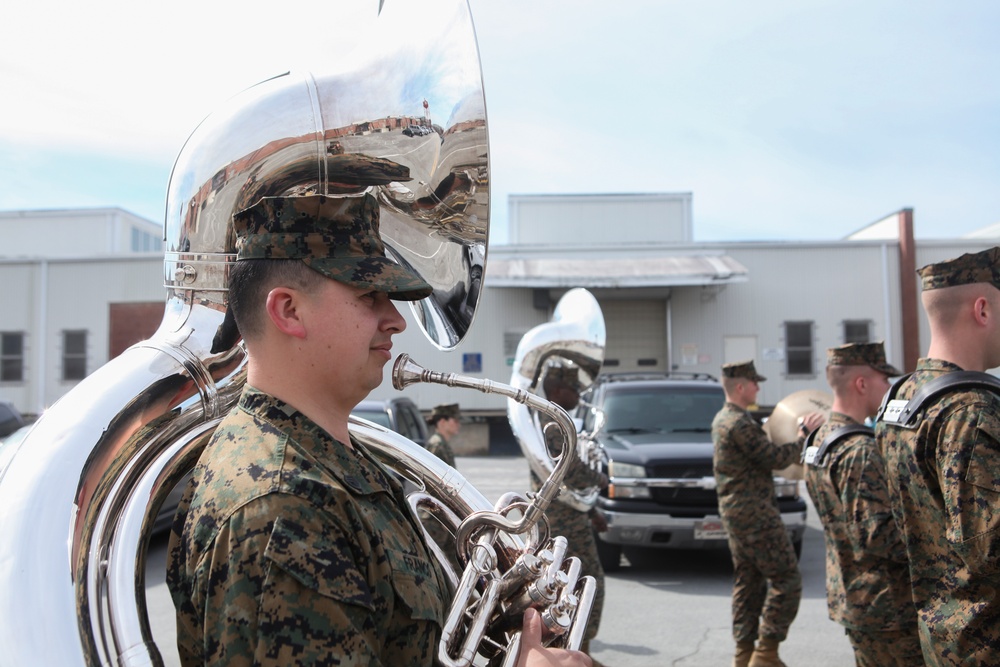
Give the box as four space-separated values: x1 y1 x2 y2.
595 533 623 572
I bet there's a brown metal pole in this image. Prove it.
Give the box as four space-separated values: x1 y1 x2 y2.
898 208 920 372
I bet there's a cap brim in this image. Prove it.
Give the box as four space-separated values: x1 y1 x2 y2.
874 363 903 377
304 256 433 301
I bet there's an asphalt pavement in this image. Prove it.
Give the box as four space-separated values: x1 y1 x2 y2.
146 455 856 666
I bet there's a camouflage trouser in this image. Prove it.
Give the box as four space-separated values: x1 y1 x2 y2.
845 627 924 667
544 499 606 640
726 524 801 643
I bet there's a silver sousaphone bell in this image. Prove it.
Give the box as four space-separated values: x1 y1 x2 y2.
0 1 494 664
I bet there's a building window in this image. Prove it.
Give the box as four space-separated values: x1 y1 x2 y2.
130 227 163 253
1 332 24 382
62 330 88 381
504 332 526 360
843 320 872 344
784 321 814 376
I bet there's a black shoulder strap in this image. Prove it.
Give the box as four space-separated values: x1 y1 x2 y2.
802 423 874 467
875 372 912 423
878 370 1000 428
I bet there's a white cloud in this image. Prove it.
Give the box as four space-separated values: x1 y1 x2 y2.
2 0 999 240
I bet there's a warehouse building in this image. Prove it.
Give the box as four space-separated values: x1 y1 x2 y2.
1 197 995 453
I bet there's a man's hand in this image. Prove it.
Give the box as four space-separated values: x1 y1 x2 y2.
517 608 593 667
799 411 826 436
597 472 610 490
589 509 608 533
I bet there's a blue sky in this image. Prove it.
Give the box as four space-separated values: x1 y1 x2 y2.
2 0 998 243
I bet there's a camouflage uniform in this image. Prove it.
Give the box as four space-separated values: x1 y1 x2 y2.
875 247 1000 666
425 433 457 468
712 361 802 644
424 432 456 468
802 342 921 666
166 386 447 667
877 358 1000 666
803 412 921 666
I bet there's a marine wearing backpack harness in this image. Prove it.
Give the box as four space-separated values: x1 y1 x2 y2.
803 342 921 666
875 246 1000 666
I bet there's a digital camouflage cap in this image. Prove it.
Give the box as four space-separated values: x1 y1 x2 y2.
233 193 432 301
721 360 766 382
826 341 901 376
917 246 1000 292
428 403 460 423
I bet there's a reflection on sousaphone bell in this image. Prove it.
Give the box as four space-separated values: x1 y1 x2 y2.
162 0 489 350
762 389 833 480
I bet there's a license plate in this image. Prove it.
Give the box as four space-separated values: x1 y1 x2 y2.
695 519 728 540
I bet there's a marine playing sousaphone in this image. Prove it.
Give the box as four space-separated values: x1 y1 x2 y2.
0 2 592 665
508 288 607 511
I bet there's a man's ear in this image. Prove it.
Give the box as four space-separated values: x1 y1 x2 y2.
265 287 308 339
973 295 991 327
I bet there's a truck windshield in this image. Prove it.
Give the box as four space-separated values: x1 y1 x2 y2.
602 388 724 442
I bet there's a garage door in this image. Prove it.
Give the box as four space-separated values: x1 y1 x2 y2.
601 299 666 372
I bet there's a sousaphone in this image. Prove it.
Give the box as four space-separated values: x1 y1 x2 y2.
0 2 591 665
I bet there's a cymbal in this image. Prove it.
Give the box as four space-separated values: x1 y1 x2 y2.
763 389 832 480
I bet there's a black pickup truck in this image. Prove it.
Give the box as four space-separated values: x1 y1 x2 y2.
578 372 807 571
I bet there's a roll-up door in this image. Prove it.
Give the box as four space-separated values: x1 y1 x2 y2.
601 299 666 372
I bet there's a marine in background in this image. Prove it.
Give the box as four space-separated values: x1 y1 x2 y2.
802 342 920 666
425 402 460 467
876 246 1000 666
712 359 824 667
530 364 610 665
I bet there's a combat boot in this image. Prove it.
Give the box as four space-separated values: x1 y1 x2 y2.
733 640 755 667
747 637 787 667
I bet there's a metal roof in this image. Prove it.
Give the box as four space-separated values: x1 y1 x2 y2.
485 253 749 288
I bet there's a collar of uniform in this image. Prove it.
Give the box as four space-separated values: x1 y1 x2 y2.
915 357 966 374
237 385 392 496
723 400 749 414
827 411 858 426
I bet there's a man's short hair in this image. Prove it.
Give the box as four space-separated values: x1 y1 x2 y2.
228 259 325 340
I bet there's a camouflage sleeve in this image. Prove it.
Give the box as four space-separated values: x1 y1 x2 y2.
732 414 800 470
195 495 387 667
835 439 907 564
937 405 1000 577
563 455 606 488
425 434 456 468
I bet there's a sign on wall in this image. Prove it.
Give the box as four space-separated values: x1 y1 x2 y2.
463 353 482 374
